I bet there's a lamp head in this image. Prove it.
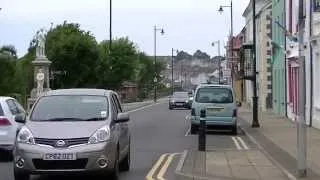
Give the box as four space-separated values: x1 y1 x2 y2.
218 6 224 14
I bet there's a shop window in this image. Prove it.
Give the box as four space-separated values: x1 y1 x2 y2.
314 0 320 12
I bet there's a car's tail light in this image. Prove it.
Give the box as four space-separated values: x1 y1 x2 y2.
191 108 196 116
233 109 237 117
0 118 11 126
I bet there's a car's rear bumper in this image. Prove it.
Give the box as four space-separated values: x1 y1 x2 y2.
191 116 237 126
169 102 190 108
0 144 14 151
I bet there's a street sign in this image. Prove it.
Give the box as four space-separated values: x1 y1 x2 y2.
153 77 158 83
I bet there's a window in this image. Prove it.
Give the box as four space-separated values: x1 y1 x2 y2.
173 92 188 98
195 87 233 103
0 103 4 116
13 99 25 114
6 99 19 115
30 95 109 121
112 94 122 113
314 0 320 12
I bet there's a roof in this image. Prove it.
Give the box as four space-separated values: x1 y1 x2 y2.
0 96 14 101
197 84 232 89
44 89 112 96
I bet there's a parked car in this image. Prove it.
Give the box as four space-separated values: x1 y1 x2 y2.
13 89 131 180
0 97 26 157
190 84 241 134
169 91 191 109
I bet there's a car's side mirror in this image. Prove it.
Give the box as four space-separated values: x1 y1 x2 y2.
236 101 242 107
15 114 26 123
116 112 130 123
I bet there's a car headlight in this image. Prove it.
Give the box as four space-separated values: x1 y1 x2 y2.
88 125 111 144
17 126 35 145
185 100 189 103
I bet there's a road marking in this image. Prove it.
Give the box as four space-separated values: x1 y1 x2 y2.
232 137 242 150
127 100 164 113
146 153 168 180
157 153 180 180
237 137 249 150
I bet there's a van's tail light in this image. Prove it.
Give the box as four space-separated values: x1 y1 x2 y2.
233 109 237 117
0 118 11 126
191 108 196 116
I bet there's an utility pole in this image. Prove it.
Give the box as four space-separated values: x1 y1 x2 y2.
212 40 221 84
109 0 112 49
153 26 164 102
252 0 260 128
172 48 174 95
171 49 178 95
297 0 307 177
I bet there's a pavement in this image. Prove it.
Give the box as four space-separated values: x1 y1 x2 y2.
237 105 320 180
175 121 289 180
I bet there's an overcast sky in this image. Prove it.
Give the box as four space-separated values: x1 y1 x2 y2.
0 0 250 58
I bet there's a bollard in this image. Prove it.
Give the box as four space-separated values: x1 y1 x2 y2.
198 109 206 151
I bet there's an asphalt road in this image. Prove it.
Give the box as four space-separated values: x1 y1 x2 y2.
0 101 255 180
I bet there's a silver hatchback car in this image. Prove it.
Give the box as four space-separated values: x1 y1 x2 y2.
13 89 131 180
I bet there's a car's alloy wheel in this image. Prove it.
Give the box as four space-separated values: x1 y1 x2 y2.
119 145 130 171
14 170 29 180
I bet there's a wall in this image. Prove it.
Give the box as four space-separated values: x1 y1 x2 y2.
272 0 286 116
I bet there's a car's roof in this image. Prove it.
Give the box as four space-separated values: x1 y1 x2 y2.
197 84 232 88
44 88 112 96
0 96 14 101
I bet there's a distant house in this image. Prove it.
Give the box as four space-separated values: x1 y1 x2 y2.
118 81 138 102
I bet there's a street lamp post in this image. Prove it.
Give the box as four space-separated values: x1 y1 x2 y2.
219 0 233 87
171 48 179 95
212 41 221 84
251 0 260 128
109 0 112 49
154 25 165 103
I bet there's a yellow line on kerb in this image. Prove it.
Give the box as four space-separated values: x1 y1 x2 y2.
146 153 168 180
157 153 180 180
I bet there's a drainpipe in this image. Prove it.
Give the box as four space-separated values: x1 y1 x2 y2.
309 0 313 127
284 0 288 117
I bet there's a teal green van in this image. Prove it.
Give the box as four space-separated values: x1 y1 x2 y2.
190 84 241 134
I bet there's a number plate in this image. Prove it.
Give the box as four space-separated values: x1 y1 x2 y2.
207 107 224 112
43 153 76 160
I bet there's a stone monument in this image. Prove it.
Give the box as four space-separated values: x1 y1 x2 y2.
27 29 52 111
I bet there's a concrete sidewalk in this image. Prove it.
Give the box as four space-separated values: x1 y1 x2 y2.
238 106 320 179
176 149 289 180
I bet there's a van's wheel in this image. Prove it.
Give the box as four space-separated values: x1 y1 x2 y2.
119 145 130 171
14 170 29 180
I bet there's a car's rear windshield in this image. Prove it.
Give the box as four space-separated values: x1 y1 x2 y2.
30 95 109 121
0 103 4 116
173 92 188 98
195 87 233 103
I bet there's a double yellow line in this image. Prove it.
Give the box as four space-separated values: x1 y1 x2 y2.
146 153 180 180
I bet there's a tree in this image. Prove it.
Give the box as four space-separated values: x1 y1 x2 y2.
135 53 166 99
45 21 99 88
0 45 18 96
97 37 138 89
0 45 18 59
